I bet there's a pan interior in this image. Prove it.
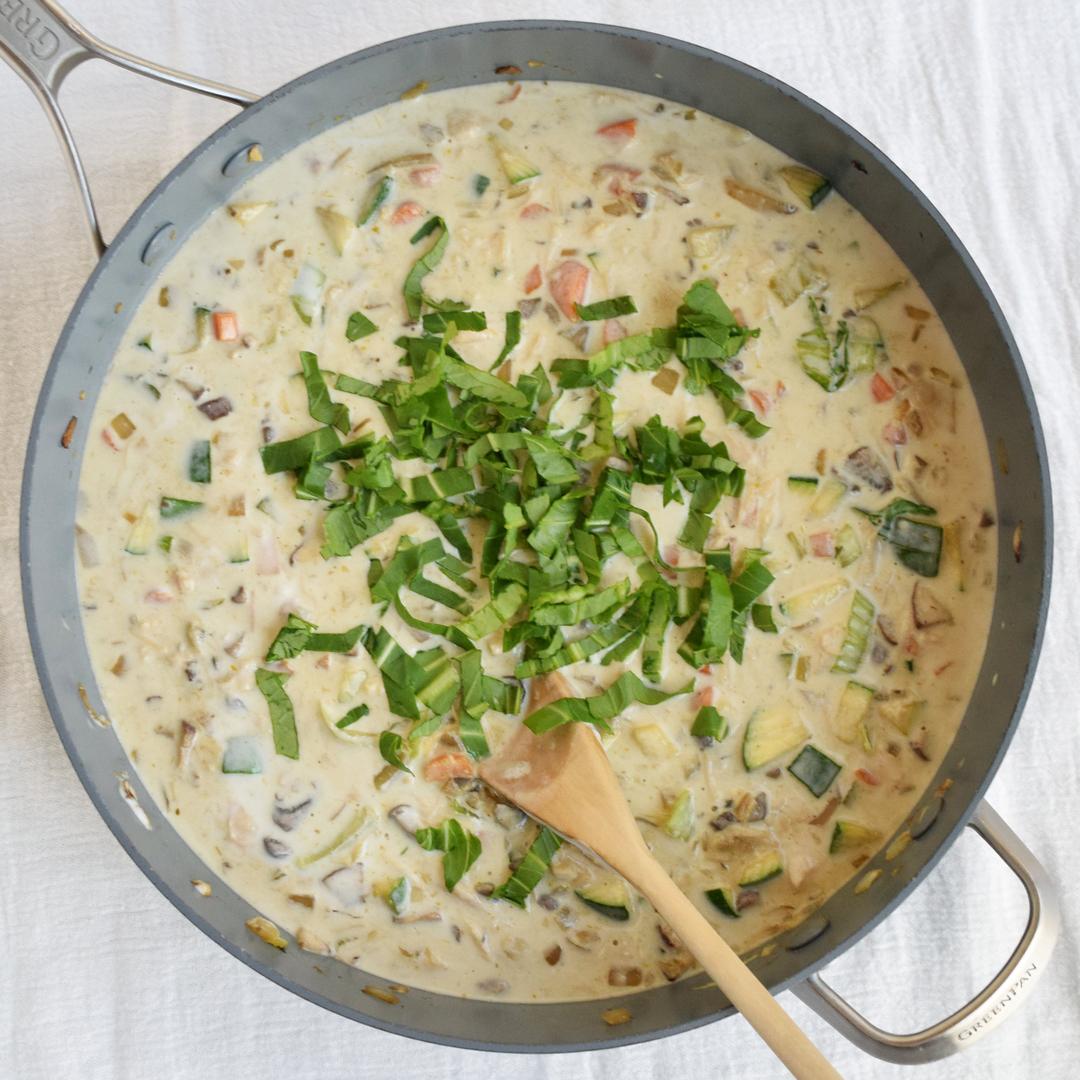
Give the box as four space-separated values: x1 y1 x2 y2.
21 21 1049 1051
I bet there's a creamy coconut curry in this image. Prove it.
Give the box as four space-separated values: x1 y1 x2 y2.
75 80 997 1003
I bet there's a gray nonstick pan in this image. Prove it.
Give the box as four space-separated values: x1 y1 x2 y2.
5 0 1057 1064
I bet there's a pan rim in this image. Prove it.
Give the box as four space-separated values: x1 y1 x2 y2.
19 17 1053 1054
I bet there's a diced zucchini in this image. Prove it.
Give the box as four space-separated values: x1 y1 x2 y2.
188 440 211 484
222 736 263 774
686 224 734 260
778 165 832 209
228 534 250 564
158 535 173 554
576 881 631 921
834 523 862 567
809 476 847 518
124 503 157 555
661 790 693 840
854 279 907 311
787 475 819 494
315 206 354 255
778 576 848 625
769 252 827 306
490 136 540 184
290 262 326 325
738 850 783 886
830 820 882 854
180 306 212 354
832 591 875 674
848 316 886 372
879 697 925 735
742 703 809 770
788 745 841 797
705 886 739 917
632 723 675 758
832 681 873 743
160 496 203 519
376 875 411 915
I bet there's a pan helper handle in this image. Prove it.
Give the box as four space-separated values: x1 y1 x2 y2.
0 0 257 258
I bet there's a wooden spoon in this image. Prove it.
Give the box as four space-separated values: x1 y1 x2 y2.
480 674 842 1080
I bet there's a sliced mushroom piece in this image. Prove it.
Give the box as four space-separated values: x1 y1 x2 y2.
272 796 313 832
263 836 291 859
389 804 421 837
608 966 643 987
842 446 893 492
322 864 367 907
177 719 198 768
912 582 954 628
658 953 694 981
876 614 899 645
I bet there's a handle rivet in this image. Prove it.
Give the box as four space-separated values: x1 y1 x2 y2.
141 223 176 267
222 142 264 177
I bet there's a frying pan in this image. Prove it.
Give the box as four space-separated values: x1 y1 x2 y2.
5 0 1058 1064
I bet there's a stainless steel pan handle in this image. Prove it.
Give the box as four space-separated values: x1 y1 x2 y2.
0 0 257 258
792 801 1058 1064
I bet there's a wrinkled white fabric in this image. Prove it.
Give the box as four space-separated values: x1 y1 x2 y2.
1 1 1077 1077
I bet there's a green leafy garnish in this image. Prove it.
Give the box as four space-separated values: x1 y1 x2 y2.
858 498 942 577
300 351 350 433
255 669 299 759
524 672 692 735
575 295 637 321
493 827 563 907
336 704 370 729
403 215 449 319
691 705 728 741
414 819 482 891
491 310 522 370
346 311 378 341
473 174 490 197
265 613 317 661
378 730 412 774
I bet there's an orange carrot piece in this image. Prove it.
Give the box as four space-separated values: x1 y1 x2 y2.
809 531 835 558
390 201 425 225
597 118 637 140
549 260 589 320
870 372 895 402
523 263 542 294
519 202 550 219
212 311 238 342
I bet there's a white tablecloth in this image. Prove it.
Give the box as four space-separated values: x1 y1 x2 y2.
2 1 1077 1077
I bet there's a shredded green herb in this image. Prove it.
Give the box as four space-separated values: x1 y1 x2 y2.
493 827 563 906
414 818 482 891
575 295 637 321
255 669 299 759
346 311 378 341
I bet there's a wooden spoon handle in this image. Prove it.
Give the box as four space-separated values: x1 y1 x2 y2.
622 851 842 1080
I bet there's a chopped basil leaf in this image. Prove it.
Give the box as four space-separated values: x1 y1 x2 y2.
574 295 637 321
265 612 317 661
336 704 370 729
414 818 482 891
691 705 728 740
403 215 449 319
491 310 522 370
524 672 692 735
255 668 299 759
493 827 563 906
260 426 341 474
378 730 413 774
423 309 487 334
346 311 378 341
300 351 350 433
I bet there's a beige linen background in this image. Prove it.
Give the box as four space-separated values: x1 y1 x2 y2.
1 1 1078 1077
